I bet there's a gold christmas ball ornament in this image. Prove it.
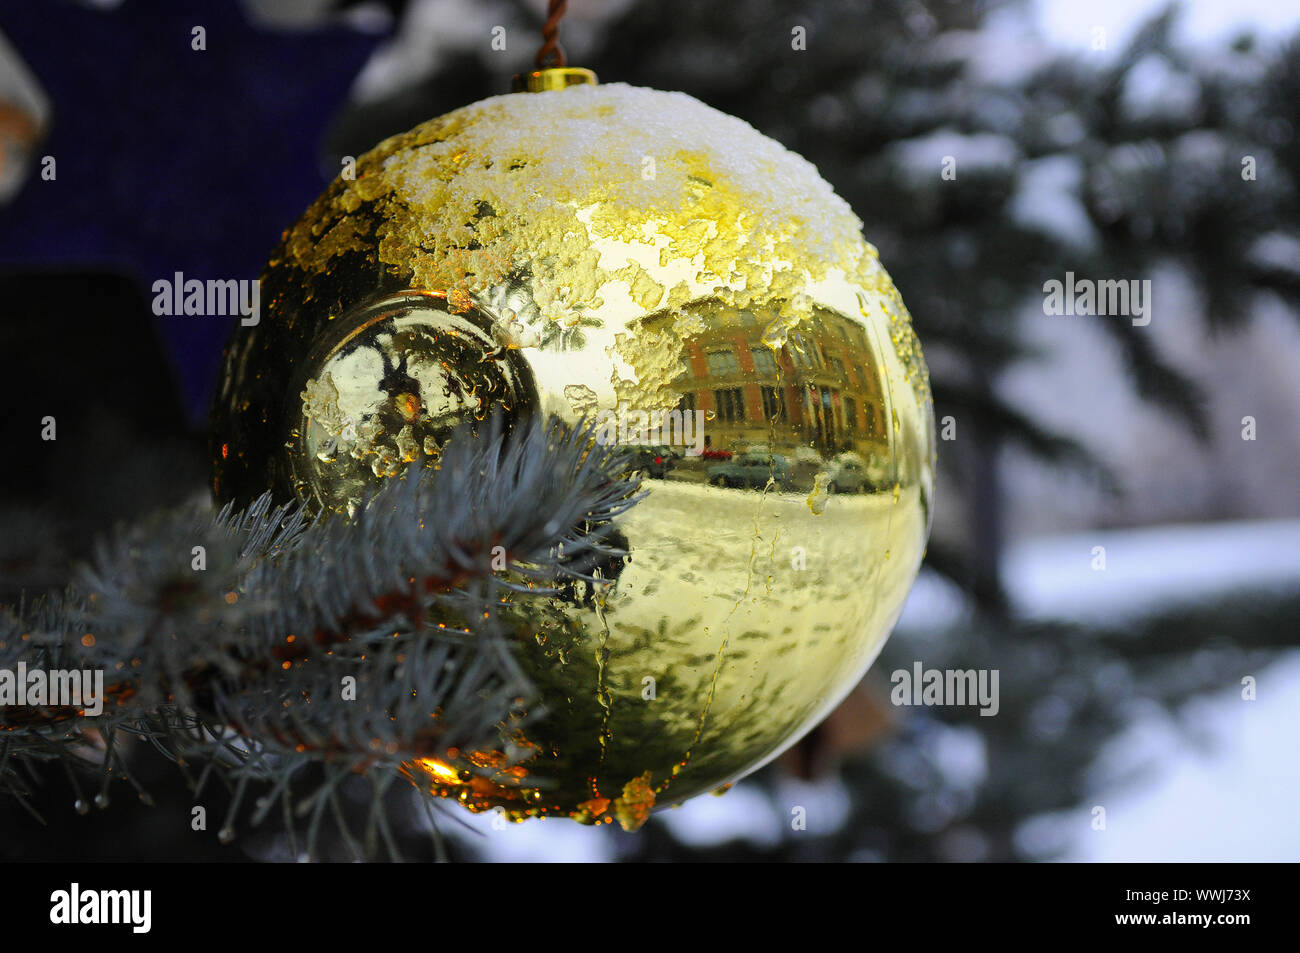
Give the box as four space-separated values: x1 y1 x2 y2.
211 73 935 829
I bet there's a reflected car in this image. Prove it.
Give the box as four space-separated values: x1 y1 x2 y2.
622 444 677 478
826 457 869 493
706 452 793 490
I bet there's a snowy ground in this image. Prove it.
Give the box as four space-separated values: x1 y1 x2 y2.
904 518 1300 863
1061 652 1300 862
896 519 1300 631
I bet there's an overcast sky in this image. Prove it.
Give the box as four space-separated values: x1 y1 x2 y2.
1035 0 1300 51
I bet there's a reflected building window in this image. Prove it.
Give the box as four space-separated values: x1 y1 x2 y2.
790 337 815 369
714 387 745 422
630 298 891 465
707 350 741 377
760 385 787 422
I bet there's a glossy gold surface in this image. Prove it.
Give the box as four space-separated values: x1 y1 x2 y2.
511 67 599 92
211 83 935 827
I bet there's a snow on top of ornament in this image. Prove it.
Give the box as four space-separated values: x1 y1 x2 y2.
414 82 867 260
284 82 881 329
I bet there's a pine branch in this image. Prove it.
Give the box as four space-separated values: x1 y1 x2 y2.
0 414 644 858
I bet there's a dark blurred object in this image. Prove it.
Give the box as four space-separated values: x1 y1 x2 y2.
779 677 898 781
0 0 382 419
0 26 48 204
0 271 207 603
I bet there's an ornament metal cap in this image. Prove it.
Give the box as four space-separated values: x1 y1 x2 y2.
511 66 598 93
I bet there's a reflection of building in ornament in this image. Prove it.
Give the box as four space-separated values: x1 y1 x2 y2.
642 302 889 461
